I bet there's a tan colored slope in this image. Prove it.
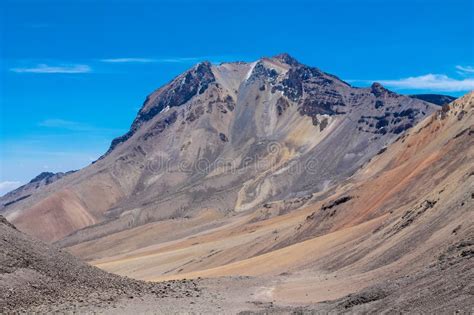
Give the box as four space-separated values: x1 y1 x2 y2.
148 216 384 281
9 171 127 242
70 92 473 305
12 189 96 243
64 96 454 275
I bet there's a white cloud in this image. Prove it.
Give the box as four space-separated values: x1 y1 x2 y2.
100 57 202 64
455 65 474 74
10 64 91 74
349 65 474 92
376 74 474 92
100 58 158 63
0 181 22 196
100 55 239 65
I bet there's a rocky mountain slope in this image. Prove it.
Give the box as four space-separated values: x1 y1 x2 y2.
0 54 437 243
69 91 473 313
0 56 472 312
0 215 200 313
410 93 457 105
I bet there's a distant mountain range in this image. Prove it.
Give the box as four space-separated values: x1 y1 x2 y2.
409 94 457 106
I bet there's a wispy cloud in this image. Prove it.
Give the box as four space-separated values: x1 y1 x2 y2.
0 181 22 196
10 64 91 74
456 65 474 76
100 55 243 65
100 58 158 63
375 74 474 92
350 65 474 92
99 57 204 64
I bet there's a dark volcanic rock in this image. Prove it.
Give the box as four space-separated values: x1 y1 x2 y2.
275 97 290 116
409 94 456 106
370 82 395 98
29 172 55 184
3 195 31 207
340 289 388 309
104 62 215 155
28 171 74 186
0 215 16 230
321 196 353 211
272 53 300 66
219 133 229 142
143 111 178 141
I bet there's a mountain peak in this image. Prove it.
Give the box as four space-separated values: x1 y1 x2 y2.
370 82 385 90
271 53 300 66
27 171 75 185
194 60 213 70
370 82 394 97
3 54 441 244
29 172 56 184
101 56 436 160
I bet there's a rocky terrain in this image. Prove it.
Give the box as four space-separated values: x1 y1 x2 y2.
0 54 437 244
0 215 202 313
0 55 472 313
410 93 457 105
70 91 473 313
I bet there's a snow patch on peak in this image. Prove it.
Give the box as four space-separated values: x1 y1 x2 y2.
160 105 170 114
245 62 258 81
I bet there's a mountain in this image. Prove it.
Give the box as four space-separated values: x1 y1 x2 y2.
1 171 75 206
0 53 437 244
1 54 472 312
410 93 457 105
0 215 200 313
68 91 473 313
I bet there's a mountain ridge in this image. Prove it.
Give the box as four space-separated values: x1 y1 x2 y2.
72 92 474 312
66 91 473 313
1 55 472 313
0 54 438 243
409 93 457 106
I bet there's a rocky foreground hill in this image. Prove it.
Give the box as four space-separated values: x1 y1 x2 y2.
0 215 201 313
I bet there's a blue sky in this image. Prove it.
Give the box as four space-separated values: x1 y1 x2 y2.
0 0 473 195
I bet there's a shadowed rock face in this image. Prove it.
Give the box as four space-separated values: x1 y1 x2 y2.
103 62 216 155
409 94 456 106
0 53 437 243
